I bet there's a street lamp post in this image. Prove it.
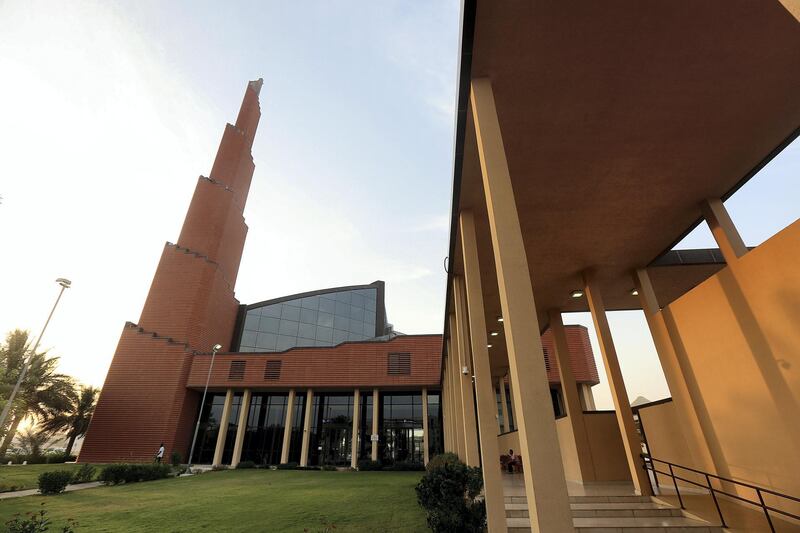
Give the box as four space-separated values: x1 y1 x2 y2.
187 343 222 472
0 278 72 434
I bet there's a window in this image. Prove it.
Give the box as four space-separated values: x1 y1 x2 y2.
388 353 411 375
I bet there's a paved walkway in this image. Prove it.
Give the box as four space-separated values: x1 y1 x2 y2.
0 481 103 500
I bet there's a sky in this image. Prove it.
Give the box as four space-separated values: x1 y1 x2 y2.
0 1 797 410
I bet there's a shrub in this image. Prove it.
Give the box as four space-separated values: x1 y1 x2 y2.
382 460 424 471
99 463 170 485
357 459 382 471
37 470 73 495
425 452 460 472
236 460 256 469
416 457 486 533
71 463 96 484
321 464 337 471
276 462 298 470
5 506 78 533
170 451 182 467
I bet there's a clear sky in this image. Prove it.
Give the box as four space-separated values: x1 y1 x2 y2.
1 1 797 410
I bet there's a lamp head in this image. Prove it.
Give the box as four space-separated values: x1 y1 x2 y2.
56 278 72 288
212 344 222 352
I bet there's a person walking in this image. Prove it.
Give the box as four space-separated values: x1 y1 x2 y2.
155 442 165 463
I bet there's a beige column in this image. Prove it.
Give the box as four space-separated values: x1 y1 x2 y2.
212 389 234 467
422 388 430 465
471 77 574 531
507 372 515 430
701 198 747 263
442 358 452 452
453 279 481 467
448 314 468 461
280 389 296 464
457 248 506 533
550 310 595 482
498 376 510 433
580 384 596 411
634 269 715 472
230 389 251 468
351 389 360 468
584 273 652 495
371 388 379 461
299 389 314 467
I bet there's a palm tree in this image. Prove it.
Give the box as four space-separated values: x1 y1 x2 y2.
17 427 50 458
39 385 99 456
0 330 74 456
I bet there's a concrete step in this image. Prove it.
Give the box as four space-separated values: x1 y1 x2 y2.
506 501 683 519
507 516 722 532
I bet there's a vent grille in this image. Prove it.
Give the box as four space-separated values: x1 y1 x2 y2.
228 360 246 380
264 360 282 380
388 352 411 375
543 347 551 372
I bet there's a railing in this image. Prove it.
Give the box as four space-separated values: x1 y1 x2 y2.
642 454 800 532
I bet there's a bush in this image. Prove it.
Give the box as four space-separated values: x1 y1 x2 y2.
276 462 298 470
1 452 76 465
416 457 486 532
99 463 171 485
5 506 77 533
357 459 382 471
321 464 337 471
170 451 182 467
71 463 96 484
382 460 424 471
236 460 256 469
37 470 73 495
425 452 460 472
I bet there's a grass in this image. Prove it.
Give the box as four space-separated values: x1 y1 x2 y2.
0 469 428 532
0 463 102 492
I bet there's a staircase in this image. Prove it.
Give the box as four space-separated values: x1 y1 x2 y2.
505 493 722 532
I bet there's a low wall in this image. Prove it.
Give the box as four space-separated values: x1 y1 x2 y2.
556 417 582 482
497 430 520 458
583 411 631 482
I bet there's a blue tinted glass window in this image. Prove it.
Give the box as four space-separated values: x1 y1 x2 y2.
334 291 351 304
348 320 362 334
349 305 364 321
335 301 349 316
278 320 299 337
244 313 259 330
317 312 334 328
281 305 301 322
241 330 257 347
262 305 282 318
301 296 319 310
259 316 280 333
300 308 317 325
333 329 348 344
315 326 333 342
276 335 296 351
333 315 349 331
256 332 277 351
319 298 335 314
296 337 315 347
298 322 316 340
350 293 365 309
284 298 301 308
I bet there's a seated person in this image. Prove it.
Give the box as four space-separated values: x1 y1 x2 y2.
507 449 519 473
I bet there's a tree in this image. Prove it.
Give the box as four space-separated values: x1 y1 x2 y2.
0 330 74 456
39 385 99 456
17 427 50 458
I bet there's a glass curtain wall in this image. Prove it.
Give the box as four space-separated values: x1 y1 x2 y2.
504 385 515 431
358 393 374 460
380 393 424 465
287 394 306 463
426 392 443 458
220 394 242 465
240 288 378 352
190 392 241 465
241 394 288 465
308 394 354 466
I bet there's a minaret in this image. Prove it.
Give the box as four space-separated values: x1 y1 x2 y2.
79 80 263 463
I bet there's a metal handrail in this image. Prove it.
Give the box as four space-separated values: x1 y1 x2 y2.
642 454 800 532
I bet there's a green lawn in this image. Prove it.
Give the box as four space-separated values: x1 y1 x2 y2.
0 463 100 492
0 469 428 532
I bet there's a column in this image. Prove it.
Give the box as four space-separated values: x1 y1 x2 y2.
448 314 468 461
300 389 314 467
499 375 510 433
549 310 595 482
701 198 747 262
371 388 379 461
634 269 715 472
471 76 574 531
422 388 430 465
442 357 452 452
351 389 360 469
456 260 506 533
584 272 652 495
212 389 234 467
230 389 251 468
280 389 296 464
453 279 481 467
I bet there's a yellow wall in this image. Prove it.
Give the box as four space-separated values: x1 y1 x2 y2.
657 219 800 496
582 412 631 481
498 430 520 458
555 417 582 482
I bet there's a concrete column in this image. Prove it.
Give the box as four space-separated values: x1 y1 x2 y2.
457 245 507 533
549 310 595 482
299 389 314 467
507 372 515 430
448 314 467 461
422 388 430 465
212 389 234 467
701 198 747 263
280 389 295 464
580 384 596 411
634 269 716 472
442 357 452 452
453 278 481 467
470 77 574 531
584 272 652 495
498 375 510 433
230 389 251 468
351 388 360 468
371 388 379 461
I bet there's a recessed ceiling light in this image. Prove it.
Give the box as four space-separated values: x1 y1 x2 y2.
570 290 584 298
630 288 639 296
490 331 499 336
487 343 493 348
497 316 503 323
